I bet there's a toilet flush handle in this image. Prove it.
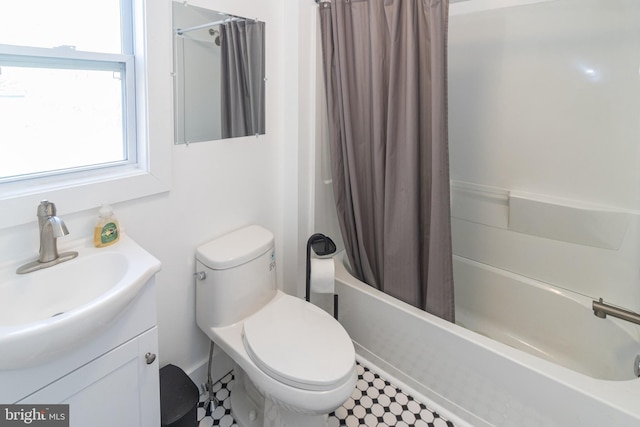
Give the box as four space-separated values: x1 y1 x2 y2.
194 271 206 280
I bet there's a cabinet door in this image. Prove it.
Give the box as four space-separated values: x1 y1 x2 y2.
19 328 159 427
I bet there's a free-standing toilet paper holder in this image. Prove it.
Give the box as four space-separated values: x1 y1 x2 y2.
305 233 338 318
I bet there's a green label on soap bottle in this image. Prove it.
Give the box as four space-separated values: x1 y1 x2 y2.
101 222 119 244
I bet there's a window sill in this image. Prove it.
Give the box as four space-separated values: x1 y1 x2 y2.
0 166 170 229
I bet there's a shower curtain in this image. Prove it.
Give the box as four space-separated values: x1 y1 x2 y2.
319 0 454 321
220 20 265 139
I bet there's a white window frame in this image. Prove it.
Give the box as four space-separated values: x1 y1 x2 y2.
0 0 171 229
0 44 138 181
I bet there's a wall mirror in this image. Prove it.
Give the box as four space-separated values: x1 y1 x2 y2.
172 3 265 144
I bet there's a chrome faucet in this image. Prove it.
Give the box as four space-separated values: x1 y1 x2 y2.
16 200 78 274
592 298 640 326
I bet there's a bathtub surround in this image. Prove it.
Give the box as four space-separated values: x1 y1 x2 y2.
318 0 454 321
447 0 640 312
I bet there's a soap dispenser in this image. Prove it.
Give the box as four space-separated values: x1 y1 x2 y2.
94 204 120 247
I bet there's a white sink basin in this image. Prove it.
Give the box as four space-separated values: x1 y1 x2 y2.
0 235 161 370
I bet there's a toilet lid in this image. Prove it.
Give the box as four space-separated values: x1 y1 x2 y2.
242 294 355 391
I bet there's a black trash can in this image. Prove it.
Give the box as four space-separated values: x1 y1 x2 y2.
160 364 199 427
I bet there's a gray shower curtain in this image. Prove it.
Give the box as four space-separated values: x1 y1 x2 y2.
319 0 454 321
220 20 265 139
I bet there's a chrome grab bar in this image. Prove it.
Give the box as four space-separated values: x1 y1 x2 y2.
592 298 640 326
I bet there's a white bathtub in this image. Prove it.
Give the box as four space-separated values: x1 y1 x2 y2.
334 253 640 426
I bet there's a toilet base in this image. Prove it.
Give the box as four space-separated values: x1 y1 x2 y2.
230 364 329 427
230 367 263 427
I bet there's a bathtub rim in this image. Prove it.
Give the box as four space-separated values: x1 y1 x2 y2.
333 251 640 424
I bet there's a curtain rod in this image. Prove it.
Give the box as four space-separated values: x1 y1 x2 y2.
175 17 240 35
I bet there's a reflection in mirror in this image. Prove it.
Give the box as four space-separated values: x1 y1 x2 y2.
172 3 265 144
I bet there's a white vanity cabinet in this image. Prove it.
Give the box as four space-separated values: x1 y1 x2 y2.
1 277 161 427
19 327 159 426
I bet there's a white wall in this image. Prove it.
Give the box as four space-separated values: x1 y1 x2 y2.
449 0 640 310
281 0 327 298
0 0 307 383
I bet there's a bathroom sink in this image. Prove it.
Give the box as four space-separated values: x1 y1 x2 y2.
0 235 161 370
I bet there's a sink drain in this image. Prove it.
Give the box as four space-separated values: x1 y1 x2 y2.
51 312 64 318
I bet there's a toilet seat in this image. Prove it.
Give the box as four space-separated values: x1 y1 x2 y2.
242 294 355 392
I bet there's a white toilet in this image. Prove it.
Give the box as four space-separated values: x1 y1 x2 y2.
195 225 356 427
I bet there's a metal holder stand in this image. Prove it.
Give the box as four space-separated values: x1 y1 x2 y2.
305 233 338 319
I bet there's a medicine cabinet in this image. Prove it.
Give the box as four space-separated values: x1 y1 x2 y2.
172 3 265 144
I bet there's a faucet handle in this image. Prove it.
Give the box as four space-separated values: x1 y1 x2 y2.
38 200 56 217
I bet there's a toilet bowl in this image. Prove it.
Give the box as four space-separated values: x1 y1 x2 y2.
195 225 356 427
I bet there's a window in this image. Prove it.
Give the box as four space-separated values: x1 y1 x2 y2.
0 1 171 228
0 0 135 182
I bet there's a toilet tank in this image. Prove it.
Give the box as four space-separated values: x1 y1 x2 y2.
195 225 277 328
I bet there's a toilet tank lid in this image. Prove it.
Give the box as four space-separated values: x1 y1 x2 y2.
196 225 274 270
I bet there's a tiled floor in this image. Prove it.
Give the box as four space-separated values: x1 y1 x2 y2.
197 361 455 427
